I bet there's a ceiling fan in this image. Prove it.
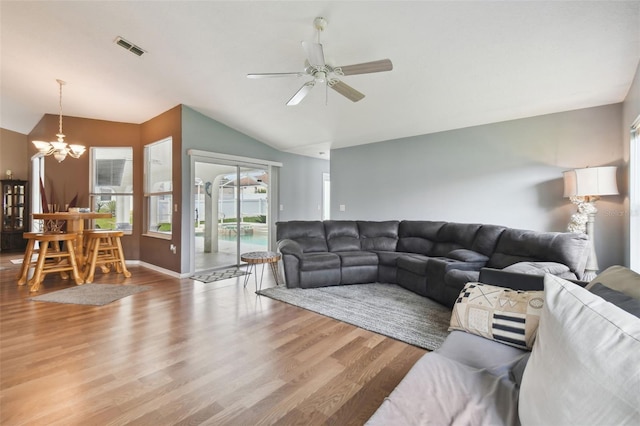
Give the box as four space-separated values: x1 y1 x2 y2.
247 17 393 106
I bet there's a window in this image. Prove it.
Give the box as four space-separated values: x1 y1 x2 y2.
90 147 133 233
145 138 172 237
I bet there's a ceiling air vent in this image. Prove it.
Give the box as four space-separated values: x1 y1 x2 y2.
115 36 146 57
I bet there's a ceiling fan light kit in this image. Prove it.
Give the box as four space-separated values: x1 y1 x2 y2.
247 17 393 106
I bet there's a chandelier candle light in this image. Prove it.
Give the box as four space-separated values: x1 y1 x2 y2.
32 79 86 162
563 166 619 281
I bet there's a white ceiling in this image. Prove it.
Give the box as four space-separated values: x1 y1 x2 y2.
1 1 639 159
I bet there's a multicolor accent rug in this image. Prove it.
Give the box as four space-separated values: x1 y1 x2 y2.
190 268 249 283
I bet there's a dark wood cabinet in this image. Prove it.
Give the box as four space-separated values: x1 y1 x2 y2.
1 180 29 251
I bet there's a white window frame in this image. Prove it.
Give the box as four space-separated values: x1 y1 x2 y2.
144 137 173 239
89 147 134 234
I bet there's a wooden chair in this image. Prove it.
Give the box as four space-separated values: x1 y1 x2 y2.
83 230 131 283
17 232 84 292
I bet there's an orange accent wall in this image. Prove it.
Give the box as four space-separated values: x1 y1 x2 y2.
139 105 182 272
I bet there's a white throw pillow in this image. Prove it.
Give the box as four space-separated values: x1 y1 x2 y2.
585 265 640 299
449 282 544 350
519 274 640 425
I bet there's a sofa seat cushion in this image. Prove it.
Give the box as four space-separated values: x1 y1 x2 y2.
335 251 379 267
299 253 341 271
437 330 528 378
447 248 490 263
366 348 521 426
397 254 430 275
445 269 481 287
375 251 405 267
398 255 477 277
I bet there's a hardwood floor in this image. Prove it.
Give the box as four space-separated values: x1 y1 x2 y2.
0 253 426 425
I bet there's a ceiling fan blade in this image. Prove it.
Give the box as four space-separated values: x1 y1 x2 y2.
247 72 305 79
337 59 393 76
329 80 365 102
302 41 325 67
287 81 315 106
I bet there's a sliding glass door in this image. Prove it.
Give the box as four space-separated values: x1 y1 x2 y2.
193 161 269 271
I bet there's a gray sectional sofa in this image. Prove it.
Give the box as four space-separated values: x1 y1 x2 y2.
276 220 590 307
366 266 640 425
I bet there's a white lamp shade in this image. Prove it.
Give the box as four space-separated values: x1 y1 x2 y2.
563 170 577 197
32 140 52 153
563 166 619 197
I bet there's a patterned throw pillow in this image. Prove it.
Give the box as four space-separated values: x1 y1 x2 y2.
449 282 544 350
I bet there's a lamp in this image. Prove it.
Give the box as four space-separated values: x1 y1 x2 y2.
32 79 86 162
563 166 619 280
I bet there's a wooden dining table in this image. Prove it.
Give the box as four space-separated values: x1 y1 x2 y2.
32 212 112 266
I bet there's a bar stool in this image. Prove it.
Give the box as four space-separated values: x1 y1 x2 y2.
17 232 84 292
83 230 131 283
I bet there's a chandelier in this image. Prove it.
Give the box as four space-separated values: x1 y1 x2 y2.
32 79 86 162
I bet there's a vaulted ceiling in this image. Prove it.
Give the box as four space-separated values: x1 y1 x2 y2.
1 1 639 158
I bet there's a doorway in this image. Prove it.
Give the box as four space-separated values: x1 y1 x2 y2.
30 155 44 232
193 161 270 271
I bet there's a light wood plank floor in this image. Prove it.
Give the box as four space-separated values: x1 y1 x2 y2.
0 253 426 425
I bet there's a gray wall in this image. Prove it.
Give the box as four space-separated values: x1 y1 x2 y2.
181 106 329 270
331 104 626 270
276 151 329 221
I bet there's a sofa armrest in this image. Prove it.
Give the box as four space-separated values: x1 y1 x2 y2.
479 268 546 291
478 268 587 291
277 239 303 257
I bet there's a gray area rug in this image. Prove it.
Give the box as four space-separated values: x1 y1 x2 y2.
30 284 152 306
258 283 452 350
190 268 249 283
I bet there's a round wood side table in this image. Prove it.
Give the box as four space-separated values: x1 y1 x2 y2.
240 251 281 292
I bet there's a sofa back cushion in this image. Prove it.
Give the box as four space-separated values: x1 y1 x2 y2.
276 221 328 253
472 224 507 256
397 221 446 255
432 222 483 256
324 221 361 252
358 221 399 251
487 228 589 279
398 221 502 258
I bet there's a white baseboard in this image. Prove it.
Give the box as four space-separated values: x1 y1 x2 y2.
125 260 189 278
